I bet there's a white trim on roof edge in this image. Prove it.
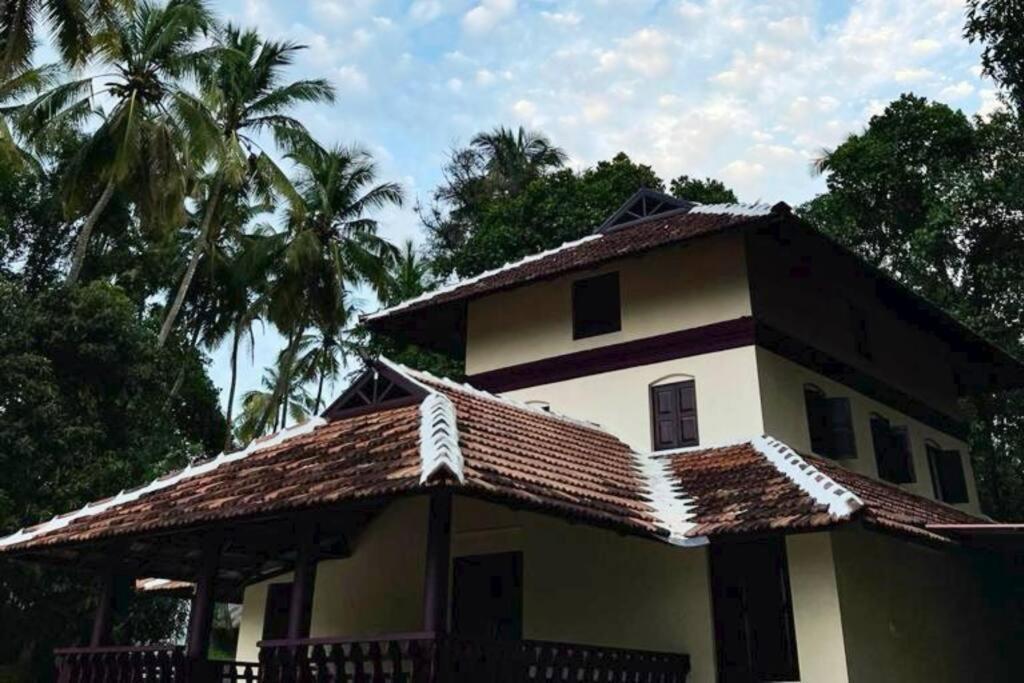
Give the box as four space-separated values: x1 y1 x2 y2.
635 451 708 547
419 392 465 484
0 417 328 549
365 233 602 320
688 202 774 217
752 435 864 518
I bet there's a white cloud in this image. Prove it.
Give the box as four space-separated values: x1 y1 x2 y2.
409 0 443 23
463 0 517 34
476 69 497 85
892 67 934 83
910 38 942 56
541 11 581 26
512 98 537 119
978 89 1007 118
447 77 464 93
939 81 975 100
336 65 368 91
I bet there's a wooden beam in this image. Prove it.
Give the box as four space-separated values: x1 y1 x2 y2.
422 491 452 633
185 533 221 661
286 522 320 639
89 569 118 647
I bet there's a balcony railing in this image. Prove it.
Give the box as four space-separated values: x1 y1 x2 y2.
258 632 691 683
54 645 260 683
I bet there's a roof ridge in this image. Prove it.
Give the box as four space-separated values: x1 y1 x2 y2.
633 450 707 547
689 202 776 217
751 435 864 518
378 357 612 434
0 417 328 549
365 233 603 320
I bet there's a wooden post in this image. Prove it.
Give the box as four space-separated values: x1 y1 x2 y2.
422 491 453 634
89 569 118 647
287 521 319 640
185 534 221 662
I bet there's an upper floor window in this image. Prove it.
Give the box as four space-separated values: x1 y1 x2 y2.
803 384 857 459
871 415 915 484
651 380 699 450
926 443 969 504
572 272 621 339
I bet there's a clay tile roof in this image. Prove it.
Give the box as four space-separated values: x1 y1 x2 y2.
660 437 985 542
365 204 782 324
0 358 999 557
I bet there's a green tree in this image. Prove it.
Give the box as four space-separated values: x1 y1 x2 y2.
669 175 738 204
255 142 402 438
16 0 214 285
0 278 225 678
966 0 1024 112
801 94 1024 518
0 0 130 77
157 24 334 347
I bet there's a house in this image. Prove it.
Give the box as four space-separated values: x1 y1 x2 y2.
2 190 1023 683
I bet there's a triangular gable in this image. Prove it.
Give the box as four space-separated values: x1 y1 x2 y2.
322 362 428 420
597 188 694 233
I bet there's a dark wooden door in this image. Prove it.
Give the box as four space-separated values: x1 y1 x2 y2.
710 539 799 683
452 552 523 640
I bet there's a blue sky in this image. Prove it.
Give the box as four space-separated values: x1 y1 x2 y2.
192 0 998 416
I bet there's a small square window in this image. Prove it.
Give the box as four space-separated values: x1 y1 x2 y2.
572 272 621 339
927 445 969 504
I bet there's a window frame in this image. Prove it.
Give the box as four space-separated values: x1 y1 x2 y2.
571 272 622 340
649 379 700 451
870 414 916 484
926 442 969 504
803 384 857 460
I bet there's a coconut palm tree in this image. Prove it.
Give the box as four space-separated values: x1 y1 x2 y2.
0 0 131 77
234 363 314 443
253 141 403 437
15 0 214 285
469 125 567 196
156 24 334 347
0 62 60 167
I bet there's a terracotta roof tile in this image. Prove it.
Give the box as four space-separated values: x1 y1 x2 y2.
366 207 780 324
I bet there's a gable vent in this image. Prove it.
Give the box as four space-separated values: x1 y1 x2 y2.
598 188 694 233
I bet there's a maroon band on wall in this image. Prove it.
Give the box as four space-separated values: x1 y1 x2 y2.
466 316 757 393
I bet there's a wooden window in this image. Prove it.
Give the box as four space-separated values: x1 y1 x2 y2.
452 552 523 640
651 381 699 450
849 302 872 360
871 415 915 484
711 537 799 682
803 385 856 459
927 444 969 504
262 582 292 641
572 272 621 339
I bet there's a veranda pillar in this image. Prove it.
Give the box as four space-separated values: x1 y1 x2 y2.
423 490 453 634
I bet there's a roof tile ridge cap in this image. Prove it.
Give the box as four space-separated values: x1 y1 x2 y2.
0 416 327 549
365 233 603 320
372 357 464 485
752 435 864 518
633 450 707 547
385 358 610 433
687 202 775 217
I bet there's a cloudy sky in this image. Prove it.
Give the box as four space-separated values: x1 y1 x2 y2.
200 0 998 414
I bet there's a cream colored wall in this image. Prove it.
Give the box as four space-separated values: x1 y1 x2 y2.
503 347 764 452
831 525 1022 683
786 533 850 683
465 234 752 375
234 495 717 682
756 348 981 514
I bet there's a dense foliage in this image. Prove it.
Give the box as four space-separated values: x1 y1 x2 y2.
802 95 1024 519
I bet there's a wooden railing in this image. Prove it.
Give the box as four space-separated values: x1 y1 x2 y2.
258 633 691 683
54 645 260 683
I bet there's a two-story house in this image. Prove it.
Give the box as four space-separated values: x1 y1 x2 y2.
3 190 1022 683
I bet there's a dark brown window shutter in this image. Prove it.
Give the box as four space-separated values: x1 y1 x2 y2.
872 417 914 484
650 381 699 451
825 397 857 459
928 447 968 504
804 387 829 455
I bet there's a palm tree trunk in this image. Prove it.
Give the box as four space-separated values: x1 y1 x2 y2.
255 329 301 436
315 369 326 414
224 321 242 451
66 179 116 285
158 178 224 348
